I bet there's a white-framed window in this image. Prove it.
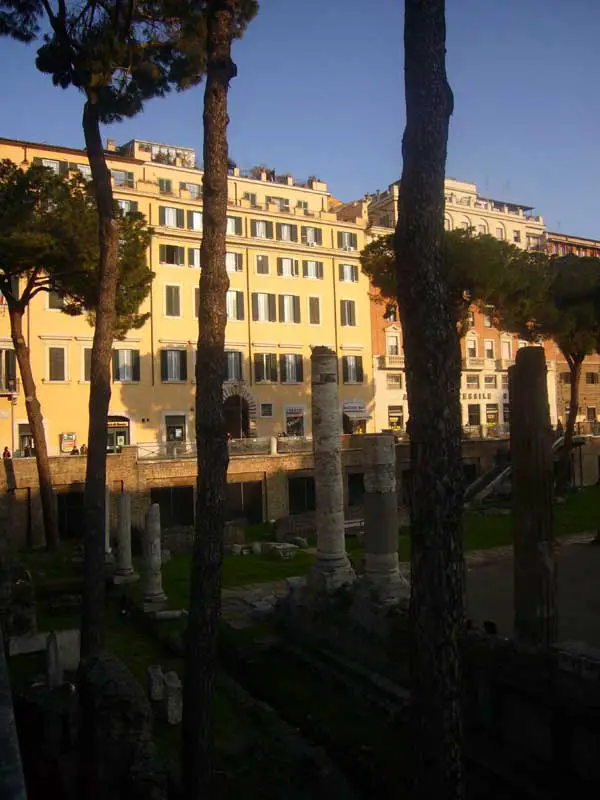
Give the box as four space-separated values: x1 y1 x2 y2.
501 339 512 360
180 181 201 199
387 373 403 389
280 353 303 384
47 345 67 382
466 374 479 389
226 252 243 272
484 339 495 359
501 374 509 389
165 284 181 317
342 355 363 384
225 350 243 381
468 405 481 426
42 158 60 174
339 263 359 282
158 178 172 194
340 299 356 326
227 216 242 235
188 210 203 231
496 226 505 241
254 353 278 383
466 337 477 358
159 244 185 266
297 200 309 211
82 347 92 383
337 231 358 251
256 254 269 275
513 230 521 243
466 310 475 327
483 310 493 328
279 294 301 323
484 374 497 389
250 219 273 239
277 257 299 277
76 163 92 180
387 335 400 356
113 169 134 188
260 402 274 418
194 287 200 319
47 290 63 310
188 248 201 268
117 198 137 214
301 226 322 246
285 406 305 436
251 292 276 322
226 290 244 321
266 195 290 212
160 349 187 382
276 222 297 242
112 349 140 382
308 296 320 325
159 206 184 228
303 260 323 279
478 223 487 235
243 191 257 206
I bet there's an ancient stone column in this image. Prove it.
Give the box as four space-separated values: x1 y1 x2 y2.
142 503 167 611
510 346 557 646
114 493 138 584
307 346 355 593
363 434 404 602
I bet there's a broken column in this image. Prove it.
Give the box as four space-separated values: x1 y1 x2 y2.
362 434 405 602
510 346 557 646
142 503 167 612
114 492 138 584
307 346 355 593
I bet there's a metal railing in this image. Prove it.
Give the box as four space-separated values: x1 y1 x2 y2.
137 436 272 461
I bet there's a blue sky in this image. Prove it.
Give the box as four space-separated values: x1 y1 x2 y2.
1 0 599 236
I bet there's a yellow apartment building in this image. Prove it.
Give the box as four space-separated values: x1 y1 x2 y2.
365 178 557 435
0 136 374 456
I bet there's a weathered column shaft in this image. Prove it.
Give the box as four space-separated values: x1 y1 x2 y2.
143 503 167 609
114 492 138 583
104 486 113 562
363 434 404 600
510 346 557 646
308 346 354 591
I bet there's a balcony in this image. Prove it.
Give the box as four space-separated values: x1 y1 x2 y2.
0 377 20 396
383 353 405 369
496 358 515 371
462 356 485 370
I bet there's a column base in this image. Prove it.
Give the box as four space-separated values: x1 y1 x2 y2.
306 554 355 595
114 570 140 585
143 593 168 613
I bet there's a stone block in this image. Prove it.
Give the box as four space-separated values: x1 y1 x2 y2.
147 665 164 702
162 670 182 725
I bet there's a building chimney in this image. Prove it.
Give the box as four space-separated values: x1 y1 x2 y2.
106 139 117 152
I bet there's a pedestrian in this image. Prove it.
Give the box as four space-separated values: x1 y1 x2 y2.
23 444 32 457
80 443 87 455
2 446 11 460
70 445 80 456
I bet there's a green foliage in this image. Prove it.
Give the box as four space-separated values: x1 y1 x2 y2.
0 0 258 121
360 228 527 332
0 159 153 335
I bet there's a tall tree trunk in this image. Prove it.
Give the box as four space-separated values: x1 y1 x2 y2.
395 1 465 798
9 306 59 550
182 1 235 795
557 354 582 491
80 97 119 659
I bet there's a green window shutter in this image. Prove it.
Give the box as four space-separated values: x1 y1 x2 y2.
180 350 188 381
160 350 168 381
236 253 243 271
317 262 324 279
251 293 259 321
290 225 298 242
337 231 343 248
279 354 286 383
276 223 282 240
58 161 69 176
352 265 359 282
236 291 244 320
293 295 300 323
266 221 274 239
188 248 195 267
84 348 92 382
339 264 344 281
315 228 323 245
349 302 356 326
250 220 257 237
159 244 166 263
356 357 364 383
341 300 347 326
159 207 166 226
278 295 285 322
301 226 307 244
268 354 278 382
268 294 276 321
112 350 119 381
132 350 141 381
350 233 357 249
277 258 283 276
295 355 304 383
130 201 138 213
195 288 200 317
177 208 185 228
254 353 264 382
235 217 242 235
127 172 134 188
342 357 349 383
309 297 320 325
293 260 299 277
302 261 308 278
187 210 193 228
178 247 185 265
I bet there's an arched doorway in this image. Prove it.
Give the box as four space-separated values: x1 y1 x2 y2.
224 395 249 439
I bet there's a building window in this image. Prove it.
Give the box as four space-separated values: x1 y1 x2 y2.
113 169 134 188
250 219 274 239
513 230 521 243
387 373 403 389
0 349 17 392
225 351 243 381
260 402 273 418
301 226 322 246
187 210 203 231
466 311 474 327
251 292 276 322
188 248 201 268
501 374 509 389
561 372 571 384
243 191 257 206
180 181 201 199
280 354 304 384
158 178 172 194
496 226 505 240
266 195 290 212
483 309 493 327
460 221 469 230
278 294 301 323
501 339 512 360
160 349 187 382
302 260 323 279
83 347 92 383
387 335 400 356
276 222 298 242
285 406 305 436
226 290 244 321
256 254 269 275
48 346 66 382
194 287 200 319
587 407 597 422
165 285 181 317
339 263 359 282
484 340 495 359
75 163 92 180
384 304 397 322
585 372 599 385
478 224 487 235
467 404 481 426
254 353 278 383
226 252 243 272
466 374 479 389
388 405 404 431
42 158 60 174
277 257 299 277
112 349 140 382
116 198 138 214
337 231 358 251
466 337 477 358
159 244 185 266
308 296 321 325
227 216 243 235
340 299 357 327
297 200 309 211
48 290 63 310
159 206 184 228
503 404 510 424
484 375 497 389
342 355 364 384
486 404 499 425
